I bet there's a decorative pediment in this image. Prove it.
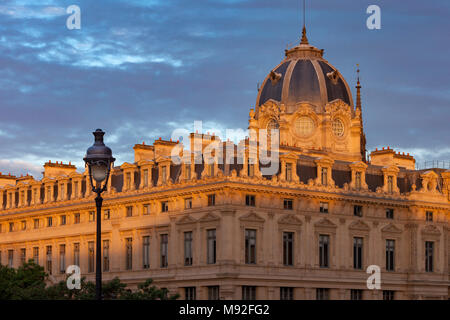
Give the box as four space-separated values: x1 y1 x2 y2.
314 156 334 167
349 220 370 231
176 215 197 225
259 100 281 118
199 212 220 223
421 224 441 236
314 217 337 229
349 161 368 171
69 171 83 178
381 223 402 234
325 99 351 114
421 170 439 179
280 152 299 161
239 211 265 223
120 162 137 170
155 155 172 164
382 165 399 175
278 214 302 226
136 159 154 167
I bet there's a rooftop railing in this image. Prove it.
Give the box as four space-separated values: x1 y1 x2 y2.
416 160 450 170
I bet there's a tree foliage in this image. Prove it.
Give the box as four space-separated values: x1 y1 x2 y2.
0 260 179 300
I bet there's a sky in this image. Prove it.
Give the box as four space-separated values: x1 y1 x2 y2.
0 0 449 178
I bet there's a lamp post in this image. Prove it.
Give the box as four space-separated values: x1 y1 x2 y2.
83 129 115 300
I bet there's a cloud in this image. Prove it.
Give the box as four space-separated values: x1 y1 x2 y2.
0 5 65 19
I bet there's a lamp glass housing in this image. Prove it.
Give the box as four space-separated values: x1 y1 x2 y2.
91 162 108 183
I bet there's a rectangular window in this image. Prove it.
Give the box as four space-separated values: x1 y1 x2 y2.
355 171 362 190
425 241 434 272
161 201 168 213
143 204 150 215
387 176 393 193
21 220 27 231
208 286 220 300
245 229 256 264
59 244 66 274
319 235 329 268
89 211 95 222
47 217 53 227
245 195 255 207
74 213 80 224
126 206 133 217
160 234 168 268
8 250 13 268
207 229 216 264
33 247 39 265
386 239 395 271
283 199 293 210
125 238 133 270
383 290 395 300
208 194 216 206
88 241 94 273
351 289 363 300
321 167 328 186
426 211 433 222
9 222 14 232
184 231 193 266
185 164 191 180
60 215 66 226
103 240 110 272
20 248 26 265
353 237 363 270
283 232 294 266
185 287 196 300
280 287 294 300
285 163 292 182
184 198 192 210
104 209 110 220
354 205 363 217
34 219 40 229
242 286 256 300
320 202 329 213
142 236 150 269
46 246 52 275
143 169 149 187
386 208 394 219
316 288 330 300
73 243 80 267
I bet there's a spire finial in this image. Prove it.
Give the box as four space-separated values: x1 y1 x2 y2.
356 64 361 110
300 0 309 44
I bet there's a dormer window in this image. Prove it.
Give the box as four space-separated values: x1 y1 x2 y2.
208 164 214 177
126 172 131 189
162 166 167 183
185 164 191 180
286 163 292 182
248 161 254 177
143 169 149 187
388 176 394 193
321 168 328 186
355 172 362 190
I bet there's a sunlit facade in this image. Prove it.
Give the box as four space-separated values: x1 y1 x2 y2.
0 28 449 300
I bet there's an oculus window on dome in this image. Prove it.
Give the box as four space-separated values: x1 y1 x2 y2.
295 116 315 137
332 119 345 137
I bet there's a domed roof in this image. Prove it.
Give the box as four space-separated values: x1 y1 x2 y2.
256 31 353 113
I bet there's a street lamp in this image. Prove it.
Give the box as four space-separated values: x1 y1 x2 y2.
83 129 115 300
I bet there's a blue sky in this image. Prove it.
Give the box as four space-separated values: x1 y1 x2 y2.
0 0 449 177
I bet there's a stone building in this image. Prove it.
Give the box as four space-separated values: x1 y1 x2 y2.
0 27 449 300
